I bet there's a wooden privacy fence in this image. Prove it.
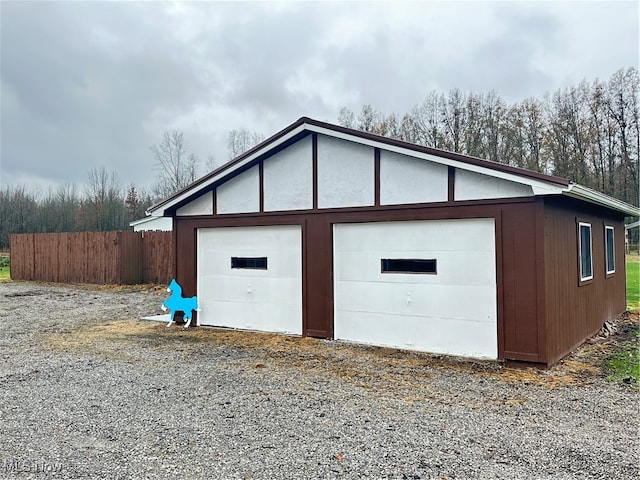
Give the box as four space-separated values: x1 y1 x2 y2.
9 231 173 285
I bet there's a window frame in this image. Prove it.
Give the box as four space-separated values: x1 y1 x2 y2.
605 225 615 276
578 221 593 284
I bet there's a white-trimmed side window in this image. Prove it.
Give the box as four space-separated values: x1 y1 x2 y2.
605 225 615 275
578 222 593 282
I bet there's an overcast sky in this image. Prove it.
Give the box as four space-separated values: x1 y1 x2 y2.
1 0 638 193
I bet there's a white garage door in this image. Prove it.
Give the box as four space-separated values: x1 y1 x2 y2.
197 225 302 334
333 219 497 358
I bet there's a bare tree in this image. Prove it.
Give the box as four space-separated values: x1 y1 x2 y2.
357 104 382 133
227 129 264 160
81 167 124 231
0 185 38 248
55 183 80 232
337 107 355 128
338 67 638 208
151 131 199 199
205 155 220 171
464 93 485 157
411 91 446 149
607 68 639 205
125 184 153 223
520 98 547 173
440 89 467 153
398 113 419 143
383 112 401 139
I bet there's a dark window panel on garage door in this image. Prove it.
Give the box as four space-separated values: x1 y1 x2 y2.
231 257 268 270
381 258 437 274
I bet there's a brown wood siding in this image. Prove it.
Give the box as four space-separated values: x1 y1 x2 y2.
447 167 455 202
174 198 551 362
259 161 264 213
175 224 198 297
374 148 381 207
543 196 627 364
312 134 318 210
303 215 333 338
499 203 542 362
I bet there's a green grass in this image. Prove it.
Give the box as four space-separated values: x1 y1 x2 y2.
627 257 639 310
0 253 10 281
604 256 640 385
606 337 640 384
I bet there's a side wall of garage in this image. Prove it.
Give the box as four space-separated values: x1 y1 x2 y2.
542 196 627 364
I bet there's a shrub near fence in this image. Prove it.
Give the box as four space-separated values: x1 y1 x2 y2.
9 231 173 285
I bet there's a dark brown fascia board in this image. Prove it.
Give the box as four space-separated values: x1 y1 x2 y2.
149 116 570 215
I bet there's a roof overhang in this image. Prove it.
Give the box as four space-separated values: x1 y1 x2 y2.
563 184 639 217
129 216 172 228
130 216 156 227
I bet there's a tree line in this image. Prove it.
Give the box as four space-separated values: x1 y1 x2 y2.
0 128 265 250
2 68 637 249
338 67 639 209
0 170 154 250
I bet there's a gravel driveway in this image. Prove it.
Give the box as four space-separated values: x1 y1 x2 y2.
0 281 638 479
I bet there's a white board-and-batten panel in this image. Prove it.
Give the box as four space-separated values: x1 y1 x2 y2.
380 150 448 205
204 135 536 216
317 135 374 208
216 165 260 214
263 136 313 212
455 168 533 201
176 191 214 216
333 219 497 359
197 225 302 334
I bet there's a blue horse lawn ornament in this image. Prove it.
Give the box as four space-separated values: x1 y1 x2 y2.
162 279 200 328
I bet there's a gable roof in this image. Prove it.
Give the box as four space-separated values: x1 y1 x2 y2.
148 117 639 217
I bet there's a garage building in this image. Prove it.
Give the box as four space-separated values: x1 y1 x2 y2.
148 117 639 366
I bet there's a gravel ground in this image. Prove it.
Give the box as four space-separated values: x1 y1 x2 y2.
0 281 638 480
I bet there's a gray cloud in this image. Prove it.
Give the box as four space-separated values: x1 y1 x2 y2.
1 1 637 192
